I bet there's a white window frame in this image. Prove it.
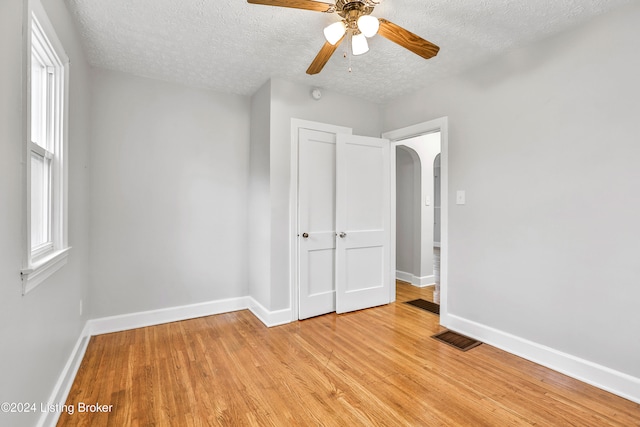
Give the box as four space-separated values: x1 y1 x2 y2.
21 0 71 295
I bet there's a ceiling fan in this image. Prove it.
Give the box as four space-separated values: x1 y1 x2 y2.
247 0 440 74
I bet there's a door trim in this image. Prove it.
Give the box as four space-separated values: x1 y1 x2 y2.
290 119 352 321
383 117 449 324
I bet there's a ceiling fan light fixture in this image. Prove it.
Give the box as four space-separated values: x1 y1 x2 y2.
246 0 441 75
357 15 379 38
351 33 369 56
323 21 346 45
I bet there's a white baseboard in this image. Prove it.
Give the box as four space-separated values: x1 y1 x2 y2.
396 270 413 283
444 314 640 404
84 295 296 334
82 294 294 335
37 332 91 427
86 296 295 334
415 275 435 287
86 296 250 336
396 270 435 288
249 297 293 327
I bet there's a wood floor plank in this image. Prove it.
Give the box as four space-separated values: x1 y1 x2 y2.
58 283 640 426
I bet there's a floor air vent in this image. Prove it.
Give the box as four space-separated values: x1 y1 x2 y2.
405 299 440 315
432 330 482 352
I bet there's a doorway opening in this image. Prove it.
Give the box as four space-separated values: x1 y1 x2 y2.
383 117 449 322
394 133 441 303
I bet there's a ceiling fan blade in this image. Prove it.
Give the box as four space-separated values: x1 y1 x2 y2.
306 37 344 75
247 0 334 13
378 18 440 60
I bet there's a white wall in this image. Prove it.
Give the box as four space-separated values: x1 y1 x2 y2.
268 78 383 310
383 1 640 381
249 81 271 308
0 0 91 425
89 69 251 318
395 147 420 277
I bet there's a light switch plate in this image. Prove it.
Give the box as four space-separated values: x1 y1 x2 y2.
425 196 431 206
456 190 466 205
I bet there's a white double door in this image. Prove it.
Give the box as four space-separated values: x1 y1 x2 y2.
298 128 391 320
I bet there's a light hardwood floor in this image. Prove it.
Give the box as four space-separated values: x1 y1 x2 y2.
58 282 640 426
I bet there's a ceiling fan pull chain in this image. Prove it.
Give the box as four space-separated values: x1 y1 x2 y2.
342 33 349 59
347 32 352 73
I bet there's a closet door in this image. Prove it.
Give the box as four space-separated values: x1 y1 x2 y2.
298 129 337 319
335 134 391 314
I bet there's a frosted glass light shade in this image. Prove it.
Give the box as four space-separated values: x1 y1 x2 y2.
351 33 369 56
324 21 346 45
357 15 379 38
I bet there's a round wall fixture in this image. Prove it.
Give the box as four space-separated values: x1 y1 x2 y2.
311 88 322 100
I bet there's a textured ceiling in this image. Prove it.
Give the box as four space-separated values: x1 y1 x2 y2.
65 0 631 104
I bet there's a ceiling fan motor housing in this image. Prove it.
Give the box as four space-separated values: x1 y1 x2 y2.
336 0 374 22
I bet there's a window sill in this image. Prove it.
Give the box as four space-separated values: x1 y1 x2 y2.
21 247 71 295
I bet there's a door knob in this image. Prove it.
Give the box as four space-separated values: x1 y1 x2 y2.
338 232 347 238
302 232 309 238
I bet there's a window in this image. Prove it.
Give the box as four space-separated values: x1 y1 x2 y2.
21 1 70 294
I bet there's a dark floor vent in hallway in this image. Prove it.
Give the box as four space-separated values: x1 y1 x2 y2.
432 330 482 352
405 299 440 315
